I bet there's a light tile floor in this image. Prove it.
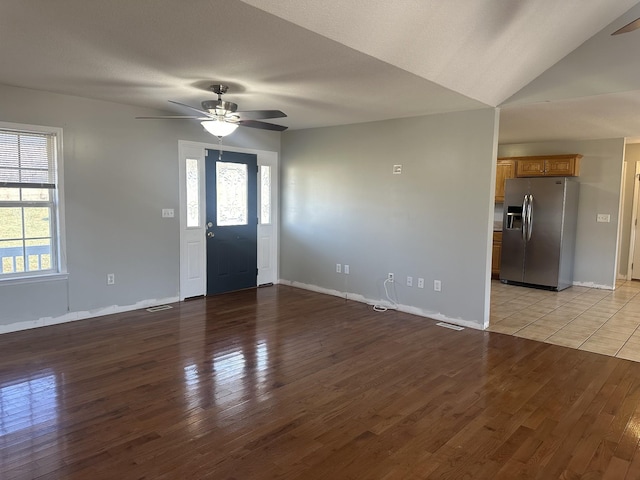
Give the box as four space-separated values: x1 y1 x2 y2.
489 279 640 362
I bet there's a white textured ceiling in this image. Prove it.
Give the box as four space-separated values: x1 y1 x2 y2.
1 0 640 143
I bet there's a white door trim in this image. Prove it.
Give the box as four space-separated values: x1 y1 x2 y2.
178 140 279 300
627 162 640 280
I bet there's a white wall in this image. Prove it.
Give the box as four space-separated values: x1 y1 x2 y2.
498 139 625 289
280 108 499 329
0 83 280 330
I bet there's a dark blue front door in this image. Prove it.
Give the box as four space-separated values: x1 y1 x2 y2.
205 149 258 295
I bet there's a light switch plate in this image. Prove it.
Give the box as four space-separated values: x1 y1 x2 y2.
162 208 175 218
393 164 402 174
596 213 610 223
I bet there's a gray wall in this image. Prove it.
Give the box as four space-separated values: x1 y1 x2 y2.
281 108 499 329
498 139 625 288
0 83 280 327
619 143 640 277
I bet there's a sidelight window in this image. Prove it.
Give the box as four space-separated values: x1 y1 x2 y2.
185 158 200 228
260 165 271 225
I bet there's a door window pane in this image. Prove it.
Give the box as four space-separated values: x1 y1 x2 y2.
260 165 271 225
186 158 200 227
216 162 247 226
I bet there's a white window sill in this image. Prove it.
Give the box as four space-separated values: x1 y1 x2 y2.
0 272 69 286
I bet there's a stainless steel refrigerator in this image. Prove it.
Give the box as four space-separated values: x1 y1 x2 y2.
500 177 579 291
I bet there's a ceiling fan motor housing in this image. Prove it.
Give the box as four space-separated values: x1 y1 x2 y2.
201 100 238 115
210 84 229 95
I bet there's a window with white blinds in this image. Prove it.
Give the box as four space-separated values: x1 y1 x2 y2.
0 126 62 279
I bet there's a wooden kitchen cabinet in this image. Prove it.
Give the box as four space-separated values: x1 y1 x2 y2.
495 159 515 203
545 156 581 176
492 231 502 278
515 154 582 178
515 158 546 177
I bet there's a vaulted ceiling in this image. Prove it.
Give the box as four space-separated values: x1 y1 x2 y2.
2 0 640 143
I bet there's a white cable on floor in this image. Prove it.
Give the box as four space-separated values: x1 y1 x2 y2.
373 278 399 312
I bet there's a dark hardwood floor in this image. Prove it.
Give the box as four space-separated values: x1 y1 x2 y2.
2 285 640 479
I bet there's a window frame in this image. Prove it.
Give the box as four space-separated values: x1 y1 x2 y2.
0 121 67 284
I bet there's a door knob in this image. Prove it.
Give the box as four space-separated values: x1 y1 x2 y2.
207 232 215 238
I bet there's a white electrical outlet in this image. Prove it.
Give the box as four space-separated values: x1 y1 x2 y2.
596 213 610 223
418 278 425 288
344 265 350 274
434 280 442 292
162 208 175 218
388 272 394 282
107 273 115 285
407 276 413 287
336 263 342 273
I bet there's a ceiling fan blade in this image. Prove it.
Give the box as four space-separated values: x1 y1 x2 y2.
238 120 288 131
168 100 213 117
612 17 640 35
136 115 209 119
233 110 287 120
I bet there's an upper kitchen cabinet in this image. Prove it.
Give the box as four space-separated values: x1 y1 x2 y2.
495 158 516 203
514 154 582 178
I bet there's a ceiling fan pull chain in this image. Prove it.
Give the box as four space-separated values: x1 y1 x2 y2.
218 136 223 161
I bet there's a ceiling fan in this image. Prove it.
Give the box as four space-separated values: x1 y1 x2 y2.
136 84 288 137
612 17 640 35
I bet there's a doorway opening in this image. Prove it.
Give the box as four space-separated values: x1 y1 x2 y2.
627 162 640 280
178 140 279 300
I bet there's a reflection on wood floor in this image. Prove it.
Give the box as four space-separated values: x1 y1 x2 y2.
2 285 640 479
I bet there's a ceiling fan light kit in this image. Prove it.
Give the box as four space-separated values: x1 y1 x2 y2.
136 84 288 137
201 119 239 137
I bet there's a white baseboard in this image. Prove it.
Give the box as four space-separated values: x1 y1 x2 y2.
572 281 615 290
0 296 180 335
278 279 485 330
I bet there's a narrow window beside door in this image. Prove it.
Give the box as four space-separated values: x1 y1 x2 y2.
185 158 200 228
260 165 271 225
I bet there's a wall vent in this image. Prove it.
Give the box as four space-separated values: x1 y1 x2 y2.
436 322 464 331
146 305 173 312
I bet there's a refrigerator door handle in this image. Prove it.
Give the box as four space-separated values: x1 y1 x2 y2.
521 195 528 241
527 194 534 241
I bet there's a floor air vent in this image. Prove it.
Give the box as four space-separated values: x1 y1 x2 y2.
436 322 464 331
146 305 173 312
